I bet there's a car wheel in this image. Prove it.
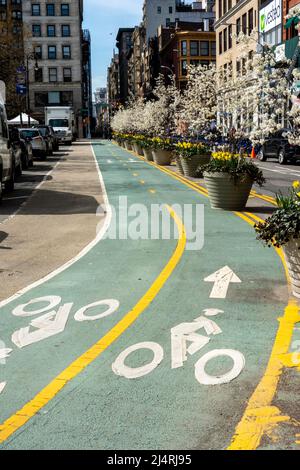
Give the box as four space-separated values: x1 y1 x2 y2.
257 149 267 161
4 163 15 192
278 149 287 165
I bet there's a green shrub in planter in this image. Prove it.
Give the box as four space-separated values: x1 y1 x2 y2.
175 142 211 177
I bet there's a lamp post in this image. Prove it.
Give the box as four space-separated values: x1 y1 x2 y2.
25 53 39 127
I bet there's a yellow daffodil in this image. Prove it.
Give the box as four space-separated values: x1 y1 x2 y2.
293 181 300 189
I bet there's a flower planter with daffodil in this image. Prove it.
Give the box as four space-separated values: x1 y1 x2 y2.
201 152 265 210
255 181 300 298
151 137 174 166
175 142 211 177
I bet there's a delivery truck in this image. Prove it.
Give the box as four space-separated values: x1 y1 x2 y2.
45 106 75 145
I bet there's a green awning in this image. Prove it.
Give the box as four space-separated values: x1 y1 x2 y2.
284 16 300 29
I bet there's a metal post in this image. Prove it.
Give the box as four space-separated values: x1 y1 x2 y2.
26 55 30 127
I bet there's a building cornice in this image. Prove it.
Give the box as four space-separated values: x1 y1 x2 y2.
214 0 253 30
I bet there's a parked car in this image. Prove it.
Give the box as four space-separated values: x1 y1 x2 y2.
18 128 48 160
48 126 59 151
9 127 33 171
257 129 300 164
34 125 54 155
0 106 16 201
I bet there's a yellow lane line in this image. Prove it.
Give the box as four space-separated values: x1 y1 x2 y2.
115 143 300 450
0 205 186 445
140 180 145 185
149 189 156 194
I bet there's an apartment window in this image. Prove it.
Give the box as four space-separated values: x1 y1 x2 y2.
223 0 226 15
190 59 199 66
169 6 173 13
181 60 187 76
62 45 71 59
200 60 209 66
35 92 48 107
61 3 70 16
12 10 22 19
190 40 199 56
49 67 57 82
34 45 42 59
181 40 187 56
200 41 209 56
63 67 72 82
211 41 216 56
32 4 40 16
242 13 247 34
48 91 60 104
223 28 227 52
228 0 232 9
228 24 232 49
32 24 41 37
219 31 222 54
61 24 70 37
248 8 253 33
236 17 241 36
236 60 240 75
157 6 161 13
0 0 7 5
48 45 56 59
46 3 55 16
218 0 222 18
166 18 170 26
34 67 43 82
0 11 6 20
47 24 56 37
61 91 73 105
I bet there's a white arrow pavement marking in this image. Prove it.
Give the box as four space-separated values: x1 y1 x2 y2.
11 303 73 348
0 348 13 360
204 266 241 299
0 382 6 395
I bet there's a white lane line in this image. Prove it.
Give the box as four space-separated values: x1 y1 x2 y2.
3 196 29 201
0 145 112 309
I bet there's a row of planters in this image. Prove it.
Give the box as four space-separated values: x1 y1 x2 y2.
115 133 300 299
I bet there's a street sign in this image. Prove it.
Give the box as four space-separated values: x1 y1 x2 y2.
16 84 27 96
16 65 26 73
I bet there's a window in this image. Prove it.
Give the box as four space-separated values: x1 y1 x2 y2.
34 45 42 59
35 92 48 107
181 40 187 56
242 13 247 34
63 67 72 82
211 41 216 56
62 45 71 59
46 3 55 16
34 67 43 82
223 29 227 52
0 11 6 20
32 24 41 37
166 18 170 26
236 17 241 36
228 0 232 9
12 10 22 19
248 8 253 33
61 91 73 105
32 3 40 16
181 60 187 76
228 24 232 49
218 0 222 18
223 0 226 15
61 3 70 16
157 6 161 13
61 24 70 37
47 24 56 36
236 60 240 75
190 59 199 66
49 67 57 82
200 41 209 56
219 31 222 54
169 6 172 13
190 40 199 56
48 45 56 59
48 91 60 104
200 60 209 66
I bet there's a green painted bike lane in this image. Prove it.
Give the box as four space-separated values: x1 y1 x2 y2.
0 141 287 449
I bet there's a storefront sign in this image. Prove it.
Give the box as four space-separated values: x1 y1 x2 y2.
259 0 282 34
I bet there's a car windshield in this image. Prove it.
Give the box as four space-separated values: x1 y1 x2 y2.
20 130 39 139
49 119 69 127
37 128 47 136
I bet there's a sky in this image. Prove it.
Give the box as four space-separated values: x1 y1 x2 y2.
83 0 144 95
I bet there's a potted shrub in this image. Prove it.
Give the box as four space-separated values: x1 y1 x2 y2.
255 182 300 298
175 142 211 177
202 152 265 210
151 137 173 166
132 135 144 156
139 137 154 161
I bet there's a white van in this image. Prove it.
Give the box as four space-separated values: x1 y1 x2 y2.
0 82 15 202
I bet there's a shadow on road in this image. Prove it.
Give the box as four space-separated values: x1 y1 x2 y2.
0 231 11 250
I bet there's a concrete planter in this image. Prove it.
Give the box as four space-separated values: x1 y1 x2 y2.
152 149 172 166
283 239 300 298
203 172 253 210
125 142 133 151
175 156 184 175
134 143 144 156
143 148 154 161
180 154 211 177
